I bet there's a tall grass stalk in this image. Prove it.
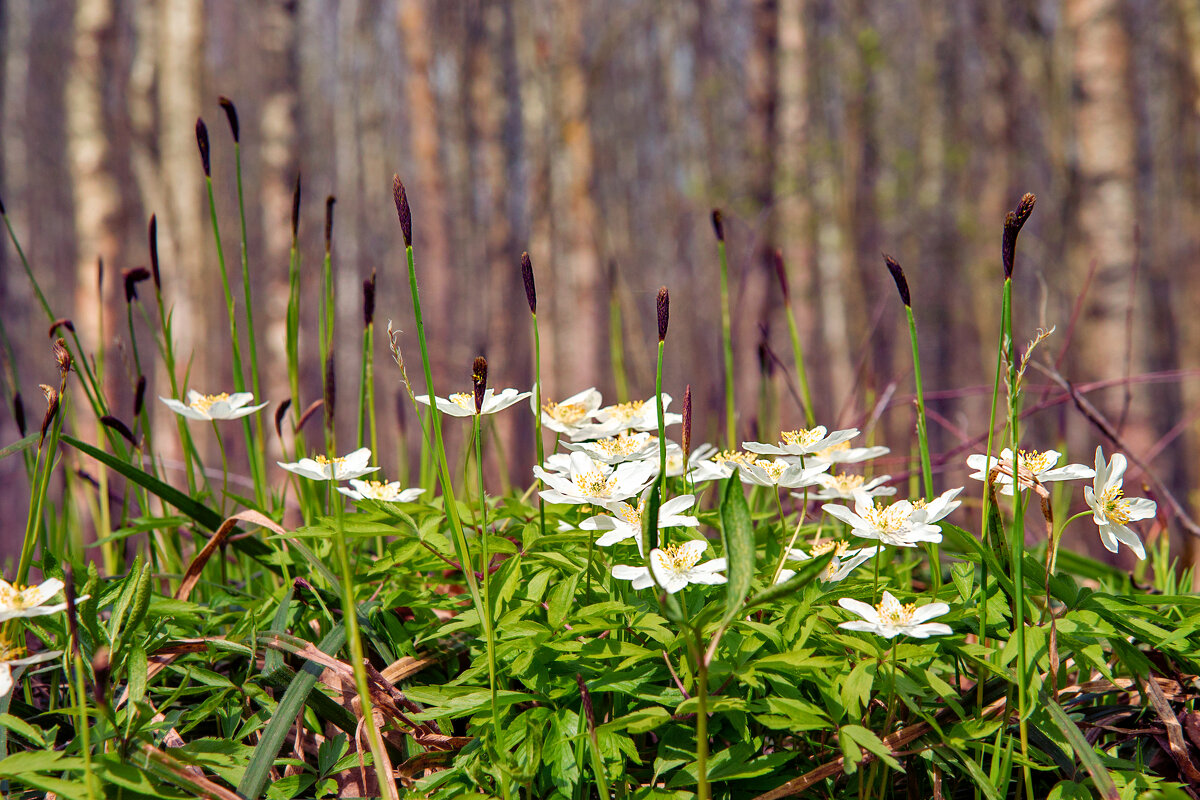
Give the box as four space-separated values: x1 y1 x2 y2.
17 358 68 585
471 357 502 756
607 261 630 404
654 287 670 549
197 119 264 507
712 211 736 448
773 251 815 427
883 256 939 590
522 253 546 537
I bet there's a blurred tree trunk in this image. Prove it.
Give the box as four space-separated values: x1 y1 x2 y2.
156 0 207 388
67 0 122 398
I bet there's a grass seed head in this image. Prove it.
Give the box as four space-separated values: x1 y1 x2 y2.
883 254 910 307
711 208 725 242
363 270 376 328
473 356 488 413
13 393 25 437
522 251 537 314
101 415 138 448
657 286 669 342
134 375 146 417
323 352 336 429
148 214 160 291
218 96 239 143
1002 192 1036 279
195 118 211 177
291 174 302 238
773 249 790 300
393 174 412 247
325 195 336 253
682 384 693 462
48 318 74 338
122 266 151 304
39 384 59 445
274 399 291 439
53 338 72 378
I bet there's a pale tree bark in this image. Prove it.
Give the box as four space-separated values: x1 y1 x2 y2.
66 0 122 399
156 0 208 387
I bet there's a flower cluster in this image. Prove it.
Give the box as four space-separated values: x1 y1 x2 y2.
0 578 77 697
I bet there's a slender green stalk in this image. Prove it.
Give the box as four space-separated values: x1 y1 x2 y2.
17 379 67 585
774 251 815 427
532 314 546 536
656 340 667 498
472 414 501 742
713 212 736 449
694 633 710 800
608 266 630 404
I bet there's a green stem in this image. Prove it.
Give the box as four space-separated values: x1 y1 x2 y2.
532 313 546 537
653 340 667 552
782 300 815 428
904 304 939 591
232 141 268 508
473 415 501 741
695 633 710 800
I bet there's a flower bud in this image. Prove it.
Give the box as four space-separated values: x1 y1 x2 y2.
39 384 59 445
473 356 488 414
49 318 74 338
218 96 240 143
521 252 537 314
883 254 910 307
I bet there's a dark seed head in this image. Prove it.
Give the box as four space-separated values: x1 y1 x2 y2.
13 393 26 437
274 399 292 439
473 356 488 414
657 286 669 342
49 318 75 338
39 384 59 445
1002 193 1036 279
682 384 693 463
291 174 302 238
773 249 790 300
0 193 6 215
882 254 910 307
324 195 336 254
323 352 335 430
393 175 412 247
521 252 537 314
63 564 81 655
218 96 239 143
148 214 161 291
363 271 376 328
101 415 139 448
122 266 151 304
134 375 146 417
53 338 72 378
195 118 211 177
711 209 725 242
296 399 324 433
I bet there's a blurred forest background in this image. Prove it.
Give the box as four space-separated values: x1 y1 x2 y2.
1 0 1198 570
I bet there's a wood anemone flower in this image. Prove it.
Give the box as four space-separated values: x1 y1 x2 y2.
837 591 952 640
160 391 268 422
416 387 531 418
277 447 376 482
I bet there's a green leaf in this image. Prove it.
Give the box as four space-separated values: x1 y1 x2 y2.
717 477 754 625
0 434 36 461
743 552 832 611
642 482 662 553
1041 693 1118 800
839 724 902 773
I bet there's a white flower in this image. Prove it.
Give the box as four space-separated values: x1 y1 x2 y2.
966 448 1094 496
611 539 727 594
737 457 830 489
807 441 890 466
823 487 963 547
581 490 699 555
337 479 425 503
534 451 656 505
582 395 682 438
665 443 718 479
160 391 267 421
837 591 952 639
1083 447 1155 559
0 638 60 697
0 578 71 623
777 541 879 584
278 447 377 482
744 426 860 458
416 387 532 417
563 431 659 465
690 449 755 482
807 472 896 502
537 387 603 437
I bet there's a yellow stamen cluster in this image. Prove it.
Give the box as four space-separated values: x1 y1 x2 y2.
313 454 346 467
605 400 645 423
657 543 702 572
189 392 230 413
815 440 851 460
574 468 617 498
878 600 919 626
450 392 475 411
0 638 25 661
713 450 751 466
0 584 33 609
810 539 850 557
1101 486 1132 524
863 501 913 534
615 497 647 526
1014 449 1056 473
356 480 398 500
754 458 788 481
543 400 589 426
828 473 865 493
782 428 824 449
592 433 654 458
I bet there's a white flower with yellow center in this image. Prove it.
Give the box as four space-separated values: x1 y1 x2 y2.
837 591 952 639
563 431 659 465
337 479 425 503
966 448 1094 496
536 387 603 437
0 578 72 623
808 472 896 502
744 426 860 458
416 387 531 418
160 390 268 421
808 440 891 466
1083 447 1155 559
690 449 754 482
582 394 683 438
776 541 879 584
534 451 656 505
0 637 60 697
581 489 699 554
278 447 377 482
611 539 728 594
737 457 830 489
823 487 962 547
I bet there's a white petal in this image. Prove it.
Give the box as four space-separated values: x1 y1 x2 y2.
159 397 207 420
910 602 950 623
837 597 880 622
906 623 953 638
1123 497 1157 521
